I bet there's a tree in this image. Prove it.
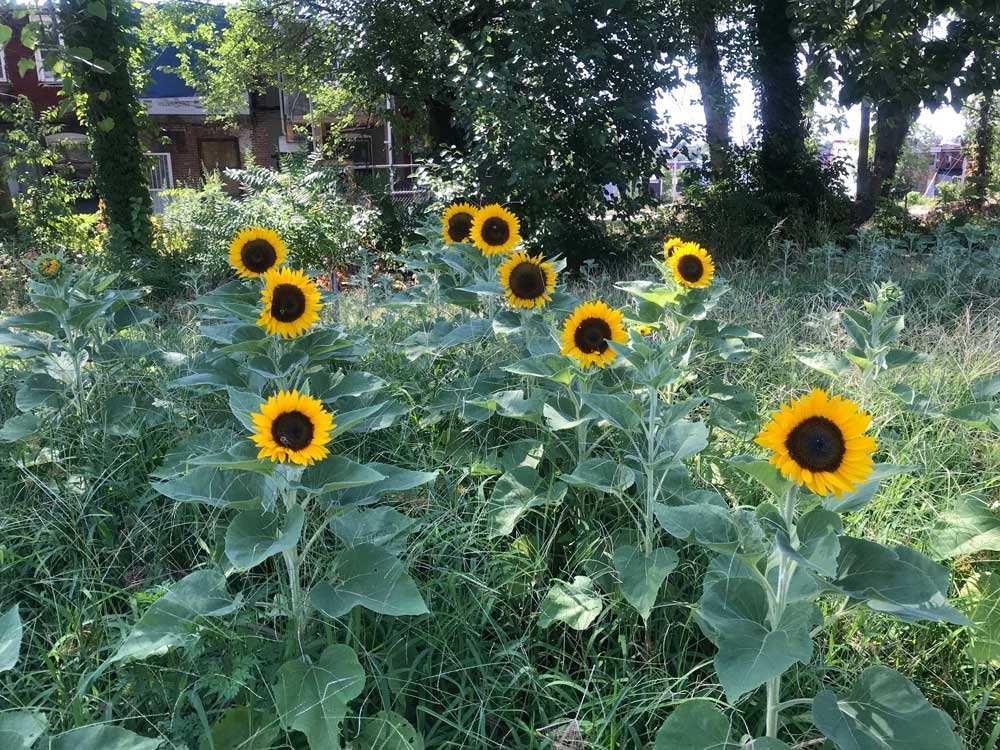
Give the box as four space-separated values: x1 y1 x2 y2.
682 0 733 175
55 0 154 268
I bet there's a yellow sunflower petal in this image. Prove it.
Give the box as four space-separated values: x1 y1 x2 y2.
257 267 323 339
669 242 715 289
441 202 477 245
560 300 628 370
470 204 521 256
498 251 557 309
754 389 877 498
229 227 289 278
248 390 336 466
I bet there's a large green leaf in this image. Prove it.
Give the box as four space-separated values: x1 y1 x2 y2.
329 507 419 554
652 700 739 750
581 392 641 431
927 494 1000 559
198 706 279 750
0 604 21 672
0 710 47 749
812 666 961 750
356 710 424 750
697 577 817 701
15 372 63 411
333 462 438 506
486 467 566 538
659 419 709 462
0 414 40 443
49 724 162 750
310 544 428 619
561 458 635 494
538 576 603 630
613 544 678 621
948 401 1000 431
225 505 304 570
152 467 277 509
275 644 366 750
832 537 970 625
111 569 237 663
775 508 843 578
295 457 385 496
729 455 793 498
795 351 853 379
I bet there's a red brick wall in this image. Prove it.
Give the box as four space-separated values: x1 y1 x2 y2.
0 16 69 117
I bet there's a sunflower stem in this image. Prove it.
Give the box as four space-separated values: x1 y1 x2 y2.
765 485 799 738
643 382 658 557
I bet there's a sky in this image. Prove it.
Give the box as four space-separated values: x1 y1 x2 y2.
655 80 968 149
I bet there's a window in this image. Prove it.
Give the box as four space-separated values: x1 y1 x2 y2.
29 14 62 84
146 152 174 213
0 44 8 82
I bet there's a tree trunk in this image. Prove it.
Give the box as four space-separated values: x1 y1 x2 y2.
0 158 16 236
692 6 731 176
426 96 465 152
57 0 153 270
753 0 807 195
856 100 871 200
851 98 917 226
970 92 995 205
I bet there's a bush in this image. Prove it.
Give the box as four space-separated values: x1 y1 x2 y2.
658 144 852 259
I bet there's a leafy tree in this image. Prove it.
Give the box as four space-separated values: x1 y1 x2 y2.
54 0 154 270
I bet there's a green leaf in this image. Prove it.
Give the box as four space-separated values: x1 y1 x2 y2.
227 388 264 431
750 740 793 750
653 495 759 553
198 706 279 750
329 507 419 554
152 467 277 509
890 384 942 417
841 309 871 349
356 710 424 750
972 373 1000 400
0 414 39 443
295 456 385 496
795 351 853 378
0 25 12 45
729 456 793 498
225 506 304 570
562 458 635 494
581 393 641 431
111 569 237 663
86 1 107 19
615 280 680 307
884 348 926 369
500 439 544 472
333 463 438 505
961 572 1000 666
275 644 366 750
538 576 603 630
613 544 678 621
0 604 22 672
15 372 63 411
653 700 739 750
0 710 47 750
697 576 817 701
96 117 116 132
776 508 843 578
486 467 566 538
927 494 1000 559
189 442 275 474
18 58 35 78
832 537 970 625
19 22 37 50
660 419 709 462
310 544 428 619
947 401 1000 431
49 724 161 750
812 666 961 750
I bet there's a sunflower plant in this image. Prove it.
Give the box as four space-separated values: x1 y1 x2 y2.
0 266 164 449
89 229 436 749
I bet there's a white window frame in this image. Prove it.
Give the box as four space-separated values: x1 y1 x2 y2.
0 45 8 82
29 14 62 85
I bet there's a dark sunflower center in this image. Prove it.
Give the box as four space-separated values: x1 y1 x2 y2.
270 284 307 323
481 217 511 246
240 239 278 273
271 410 314 451
574 317 612 355
447 212 473 242
785 416 846 472
677 254 704 283
508 262 547 299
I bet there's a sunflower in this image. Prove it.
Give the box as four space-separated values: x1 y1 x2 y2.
755 388 877 498
470 204 521 256
257 267 322 338
441 202 477 245
36 253 63 279
663 237 685 260
635 325 653 336
669 242 715 289
250 390 335 465
560 301 628 369
498 252 557 309
229 227 288 278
